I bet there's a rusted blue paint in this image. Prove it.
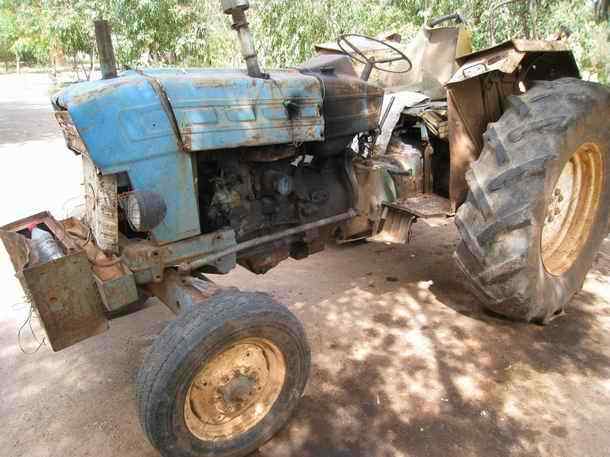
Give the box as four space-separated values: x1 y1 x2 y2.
147 69 324 151
52 69 324 244
53 74 199 244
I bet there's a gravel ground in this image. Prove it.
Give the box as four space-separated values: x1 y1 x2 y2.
1 72 610 457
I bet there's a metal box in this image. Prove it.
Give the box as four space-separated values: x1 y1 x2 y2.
1 212 108 351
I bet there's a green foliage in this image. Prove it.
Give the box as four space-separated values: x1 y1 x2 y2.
250 0 419 68
45 1 96 57
0 0 50 63
0 0 607 81
535 0 610 83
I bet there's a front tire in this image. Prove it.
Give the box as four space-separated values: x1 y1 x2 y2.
454 78 610 323
136 290 310 457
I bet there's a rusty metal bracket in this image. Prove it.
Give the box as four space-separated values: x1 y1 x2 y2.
121 228 237 284
145 269 223 314
178 210 356 273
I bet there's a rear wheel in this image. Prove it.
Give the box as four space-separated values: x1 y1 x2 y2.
136 290 310 457
454 78 610 323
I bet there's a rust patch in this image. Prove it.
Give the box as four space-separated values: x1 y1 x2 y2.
145 269 221 314
69 78 138 106
54 111 87 154
182 126 193 151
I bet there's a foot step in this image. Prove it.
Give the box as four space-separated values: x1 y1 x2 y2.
377 194 453 243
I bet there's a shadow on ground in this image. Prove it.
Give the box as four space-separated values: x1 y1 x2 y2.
247 228 610 457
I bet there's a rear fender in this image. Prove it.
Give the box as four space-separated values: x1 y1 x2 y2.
445 40 580 211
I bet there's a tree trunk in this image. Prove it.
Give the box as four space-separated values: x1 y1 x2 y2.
15 52 20 74
73 54 79 80
520 1 530 39
88 51 94 80
596 0 608 22
529 0 537 39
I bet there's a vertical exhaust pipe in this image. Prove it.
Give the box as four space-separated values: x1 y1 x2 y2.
94 20 118 79
222 0 266 78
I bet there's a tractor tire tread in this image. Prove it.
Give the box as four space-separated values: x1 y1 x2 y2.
454 77 610 322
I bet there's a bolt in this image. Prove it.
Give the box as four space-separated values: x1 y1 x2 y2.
554 207 561 215
554 188 561 196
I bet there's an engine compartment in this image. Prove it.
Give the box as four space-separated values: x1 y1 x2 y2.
195 147 355 273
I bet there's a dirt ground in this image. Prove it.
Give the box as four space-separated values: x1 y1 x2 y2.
1 73 610 457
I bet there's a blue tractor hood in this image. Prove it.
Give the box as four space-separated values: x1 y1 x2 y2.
53 69 324 173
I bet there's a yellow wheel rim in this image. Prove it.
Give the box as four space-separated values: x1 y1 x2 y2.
541 142 604 275
184 337 286 441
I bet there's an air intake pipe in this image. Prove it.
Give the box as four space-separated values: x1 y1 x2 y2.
222 0 266 78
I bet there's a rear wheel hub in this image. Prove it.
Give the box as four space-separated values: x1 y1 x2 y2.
541 142 603 275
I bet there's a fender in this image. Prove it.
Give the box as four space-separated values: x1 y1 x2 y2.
445 39 580 211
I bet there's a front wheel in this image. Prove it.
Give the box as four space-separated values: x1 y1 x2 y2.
136 290 310 457
454 78 610 323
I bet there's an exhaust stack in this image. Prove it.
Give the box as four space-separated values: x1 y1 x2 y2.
222 0 265 78
94 20 118 79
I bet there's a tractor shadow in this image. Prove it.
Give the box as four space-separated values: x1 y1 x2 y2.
247 225 610 457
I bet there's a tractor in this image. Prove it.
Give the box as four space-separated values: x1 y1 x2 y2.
1 1 609 456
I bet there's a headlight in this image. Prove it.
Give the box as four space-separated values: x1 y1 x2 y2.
122 191 167 232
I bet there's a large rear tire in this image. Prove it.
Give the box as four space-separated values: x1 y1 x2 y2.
136 291 310 457
454 78 610 323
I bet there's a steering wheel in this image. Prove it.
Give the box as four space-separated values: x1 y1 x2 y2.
428 12 466 28
337 33 412 81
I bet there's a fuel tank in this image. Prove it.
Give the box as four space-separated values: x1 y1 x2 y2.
299 54 385 155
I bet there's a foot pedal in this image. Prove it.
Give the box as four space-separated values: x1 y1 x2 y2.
377 194 453 243
376 207 416 243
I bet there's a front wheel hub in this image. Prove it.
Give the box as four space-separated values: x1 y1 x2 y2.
184 337 286 440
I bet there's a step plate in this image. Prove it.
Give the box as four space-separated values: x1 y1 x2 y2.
383 194 453 218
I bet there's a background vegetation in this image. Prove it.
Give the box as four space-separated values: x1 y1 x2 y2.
0 0 608 82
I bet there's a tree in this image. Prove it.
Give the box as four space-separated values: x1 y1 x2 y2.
45 1 98 78
0 0 47 72
595 0 608 22
0 0 606 83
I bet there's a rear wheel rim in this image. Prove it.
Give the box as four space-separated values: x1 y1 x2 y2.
541 142 604 275
184 337 286 441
